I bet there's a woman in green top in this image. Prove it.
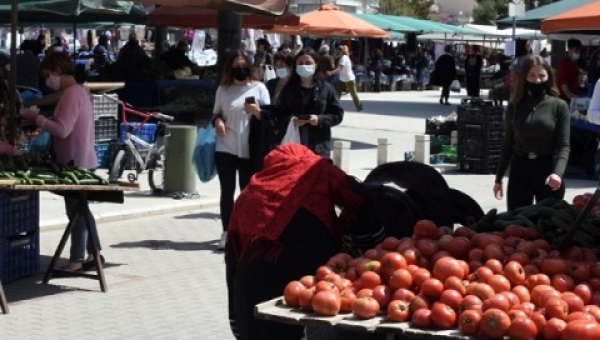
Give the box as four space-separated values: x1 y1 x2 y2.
493 55 570 211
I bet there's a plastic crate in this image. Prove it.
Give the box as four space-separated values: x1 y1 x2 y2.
95 141 113 168
0 231 40 283
458 155 500 174
459 139 503 157
0 192 39 238
457 100 504 126
95 117 119 142
93 94 119 120
425 119 457 136
120 123 156 146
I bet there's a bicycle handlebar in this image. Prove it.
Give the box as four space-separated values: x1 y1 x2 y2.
154 113 175 121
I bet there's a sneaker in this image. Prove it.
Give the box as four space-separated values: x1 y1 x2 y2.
218 231 227 250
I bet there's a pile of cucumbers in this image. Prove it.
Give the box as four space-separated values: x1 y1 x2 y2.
0 153 108 186
470 198 600 252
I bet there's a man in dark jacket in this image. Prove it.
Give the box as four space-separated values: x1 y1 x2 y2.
434 45 457 105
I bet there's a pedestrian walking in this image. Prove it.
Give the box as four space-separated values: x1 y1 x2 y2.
434 45 457 105
330 45 363 111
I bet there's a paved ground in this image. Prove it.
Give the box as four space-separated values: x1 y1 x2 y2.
1 88 597 339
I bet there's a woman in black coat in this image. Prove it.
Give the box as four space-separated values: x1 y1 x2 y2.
465 45 483 98
434 45 457 105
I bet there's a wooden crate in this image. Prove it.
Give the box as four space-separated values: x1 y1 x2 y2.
255 298 475 339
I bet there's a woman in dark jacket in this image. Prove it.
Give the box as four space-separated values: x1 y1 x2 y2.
434 45 457 105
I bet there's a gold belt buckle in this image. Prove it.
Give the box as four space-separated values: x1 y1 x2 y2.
528 152 537 160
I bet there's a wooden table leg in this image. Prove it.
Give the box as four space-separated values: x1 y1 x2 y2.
43 193 108 292
0 280 9 314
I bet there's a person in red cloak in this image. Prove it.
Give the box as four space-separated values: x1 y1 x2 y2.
225 144 384 340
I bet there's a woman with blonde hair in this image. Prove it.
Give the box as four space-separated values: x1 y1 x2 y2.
329 45 363 111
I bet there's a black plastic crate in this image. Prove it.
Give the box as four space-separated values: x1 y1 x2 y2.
0 231 40 283
458 138 503 157
426 119 457 136
0 192 39 238
95 117 119 142
458 155 500 174
457 101 504 126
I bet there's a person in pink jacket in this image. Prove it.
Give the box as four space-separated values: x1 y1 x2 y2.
22 52 103 272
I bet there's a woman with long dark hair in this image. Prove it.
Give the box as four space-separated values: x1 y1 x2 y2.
493 55 570 211
212 50 270 249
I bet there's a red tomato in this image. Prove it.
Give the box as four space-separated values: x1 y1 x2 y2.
439 289 463 311
299 287 316 311
530 311 547 337
480 308 511 339
315 265 334 281
431 250 452 266
339 288 356 313
544 318 567 340
566 312 596 323
567 262 591 283
533 239 551 252
504 261 527 286
551 274 575 293
590 264 600 278
312 290 341 316
488 274 511 293
413 219 438 240
433 256 465 281
391 288 415 303
412 268 431 288
584 305 600 322
409 295 430 314
411 308 432 328
454 226 476 239
523 264 539 277
527 273 551 289
482 294 510 312
351 297 380 319
538 289 562 308
359 271 382 289
459 295 483 314
540 259 568 277
508 252 530 266
561 320 600 340
283 281 306 307
469 248 486 262
356 288 373 298
508 316 538 340
512 285 531 303
447 236 471 260
508 309 529 321
561 246 584 262
458 309 482 335
315 280 339 293
560 292 584 312
379 252 407 279
467 282 496 301
300 275 316 288
388 268 413 291
372 285 392 309
531 284 555 306
444 276 467 296
484 245 506 264
573 284 593 305
545 297 568 320
416 239 439 260
500 291 521 307
387 300 410 322
431 303 457 329
420 278 444 299
470 266 494 283
380 237 401 251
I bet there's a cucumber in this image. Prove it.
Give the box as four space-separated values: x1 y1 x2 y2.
42 179 59 185
535 197 557 207
78 179 101 185
30 179 44 185
58 178 73 185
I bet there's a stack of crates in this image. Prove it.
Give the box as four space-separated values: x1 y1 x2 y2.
119 122 157 170
0 192 40 283
457 100 504 174
93 94 120 168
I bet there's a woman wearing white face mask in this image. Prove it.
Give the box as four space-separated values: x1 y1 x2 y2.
264 52 294 103
276 49 344 157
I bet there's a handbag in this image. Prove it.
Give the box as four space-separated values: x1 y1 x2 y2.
192 125 217 183
29 130 53 154
450 79 461 93
280 118 301 145
262 65 277 83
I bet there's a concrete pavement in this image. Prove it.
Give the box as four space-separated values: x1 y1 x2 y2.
1 88 595 339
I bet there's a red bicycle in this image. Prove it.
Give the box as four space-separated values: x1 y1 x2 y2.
104 95 174 192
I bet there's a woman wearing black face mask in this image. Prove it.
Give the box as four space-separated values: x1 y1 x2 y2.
493 55 570 211
212 50 270 251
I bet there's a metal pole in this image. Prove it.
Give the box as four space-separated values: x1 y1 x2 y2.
511 16 516 46
9 0 18 145
217 11 242 83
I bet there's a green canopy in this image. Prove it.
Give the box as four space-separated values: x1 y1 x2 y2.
496 0 596 30
0 0 134 15
352 14 408 40
0 5 147 25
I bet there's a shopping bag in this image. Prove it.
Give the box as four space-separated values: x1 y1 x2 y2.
262 65 277 82
29 130 52 154
450 79 461 93
192 125 217 183
280 119 301 145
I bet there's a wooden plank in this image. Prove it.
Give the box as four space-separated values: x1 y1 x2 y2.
375 320 412 334
0 180 17 186
254 298 305 326
403 327 475 340
334 314 385 332
0 182 139 192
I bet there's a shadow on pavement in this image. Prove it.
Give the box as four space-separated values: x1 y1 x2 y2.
343 100 457 119
332 138 376 150
175 212 220 220
110 239 219 252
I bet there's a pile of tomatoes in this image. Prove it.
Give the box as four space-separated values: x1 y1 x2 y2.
282 220 600 340
572 193 599 210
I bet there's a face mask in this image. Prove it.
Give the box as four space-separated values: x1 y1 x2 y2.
45 74 61 91
571 53 580 61
275 68 289 79
526 81 548 97
232 67 250 81
296 65 315 78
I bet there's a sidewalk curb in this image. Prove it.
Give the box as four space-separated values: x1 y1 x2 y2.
39 199 220 232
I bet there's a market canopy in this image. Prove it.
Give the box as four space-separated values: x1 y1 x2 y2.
464 24 545 39
269 3 389 38
134 0 289 16
0 4 146 24
496 0 596 30
147 6 298 29
0 0 136 15
542 1 600 35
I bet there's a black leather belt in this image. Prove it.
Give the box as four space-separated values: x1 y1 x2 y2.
513 150 552 160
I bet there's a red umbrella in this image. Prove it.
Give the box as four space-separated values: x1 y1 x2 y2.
135 0 289 16
542 1 600 34
147 6 299 29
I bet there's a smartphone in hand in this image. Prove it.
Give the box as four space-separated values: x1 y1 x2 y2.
297 114 311 120
245 96 256 104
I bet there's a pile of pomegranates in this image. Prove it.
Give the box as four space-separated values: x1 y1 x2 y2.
282 220 600 340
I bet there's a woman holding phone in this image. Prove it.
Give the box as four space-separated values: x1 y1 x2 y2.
212 50 270 250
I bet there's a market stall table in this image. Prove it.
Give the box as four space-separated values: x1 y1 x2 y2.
255 297 473 340
0 181 139 293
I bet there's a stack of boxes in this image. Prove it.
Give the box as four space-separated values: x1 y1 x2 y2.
425 118 458 164
93 94 120 168
457 100 504 174
0 192 40 282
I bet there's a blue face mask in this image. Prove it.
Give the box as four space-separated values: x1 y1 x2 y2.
296 65 315 78
275 68 289 78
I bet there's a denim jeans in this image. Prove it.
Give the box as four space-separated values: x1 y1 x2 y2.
64 197 101 262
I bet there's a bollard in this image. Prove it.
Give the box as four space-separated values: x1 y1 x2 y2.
332 140 351 172
377 138 391 165
451 130 458 146
414 134 430 165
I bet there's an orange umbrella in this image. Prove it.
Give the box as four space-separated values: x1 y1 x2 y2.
542 1 600 34
135 0 289 16
147 6 299 29
269 3 389 38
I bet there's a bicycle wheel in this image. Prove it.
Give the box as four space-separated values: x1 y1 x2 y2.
109 149 127 181
148 145 165 192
